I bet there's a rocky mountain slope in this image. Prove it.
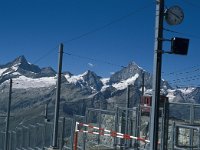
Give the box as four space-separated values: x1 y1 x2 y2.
0 56 199 129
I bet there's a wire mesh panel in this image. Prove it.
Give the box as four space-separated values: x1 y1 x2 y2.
0 132 5 150
35 123 45 148
194 105 200 124
168 103 190 149
174 124 200 149
100 113 115 147
57 119 64 148
84 108 116 149
169 103 191 121
167 103 200 149
29 124 37 148
0 117 73 149
63 117 74 150
16 127 23 149
117 107 141 149
44 121 54 147
140 106 151 140
10 131 17 150
20 126 29 148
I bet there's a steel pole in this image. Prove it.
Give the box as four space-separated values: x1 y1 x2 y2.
142 72 145 96
52 43 64 148
125 85 130 148
60 117 65 150
150 0 164 150
5 79 12 150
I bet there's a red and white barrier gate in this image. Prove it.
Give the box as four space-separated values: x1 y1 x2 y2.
74 122 150 150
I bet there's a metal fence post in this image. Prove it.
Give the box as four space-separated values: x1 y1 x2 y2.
13 131 16 150
114 107 119 149
83 108 88 150
120 108 126 150
171 121 175 150
60 117 65 150
161 100 169 150
97 110 102 145
190 104 194 150
198 128 200 149
71 117 75 150
134 107 139 149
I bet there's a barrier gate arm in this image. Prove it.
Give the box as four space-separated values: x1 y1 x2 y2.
74 121 150 147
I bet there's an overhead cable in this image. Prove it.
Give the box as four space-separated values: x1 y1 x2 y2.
61 2 154 44
33 2 154 64
63 51 125 68
162 65 200 76
164 28 200 39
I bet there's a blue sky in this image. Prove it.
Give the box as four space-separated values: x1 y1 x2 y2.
0 0 200 87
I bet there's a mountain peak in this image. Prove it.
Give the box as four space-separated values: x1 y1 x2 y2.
109 62 144 84
11 56 41 74
127 61 144 71
13 55 28 65
0 55 29 69
82 70 96 76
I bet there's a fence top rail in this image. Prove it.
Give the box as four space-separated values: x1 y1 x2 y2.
87 108 115 114
176 124 200 131
74 114 85 118
117 106 137 111
169 102 200 107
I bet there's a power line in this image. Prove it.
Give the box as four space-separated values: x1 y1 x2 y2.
167 76 200 87
163 28 200 39
61 2 154 44
33 45 58 64
33 2 154 64
63 51 125 68
162 65 200 76
169 75 200 82
169 83 200 89
182 0 200 9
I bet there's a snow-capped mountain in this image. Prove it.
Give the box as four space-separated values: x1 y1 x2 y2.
64 70 103 91
0 56 57 88
0 56 171 93
0 56 199 129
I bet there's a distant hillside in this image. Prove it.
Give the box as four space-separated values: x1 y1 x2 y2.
0 56 199 130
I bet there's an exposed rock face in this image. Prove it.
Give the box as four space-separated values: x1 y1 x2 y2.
0 56 199 130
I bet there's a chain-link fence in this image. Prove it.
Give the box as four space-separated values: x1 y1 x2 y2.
167 102 200 150
0 117 66 150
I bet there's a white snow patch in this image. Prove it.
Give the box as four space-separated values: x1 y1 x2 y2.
12 63 21 71
100 78 110 91
12 76 56 89
100 78 110 92
112 73 139 90
101 78 110 85
12 72 21 75
3 71 12 75
65 71 89 84
65 74 84 84
101 85 110 92
64 74 71 79
178 88 195 94
0 68 8 76
166 89 177 102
